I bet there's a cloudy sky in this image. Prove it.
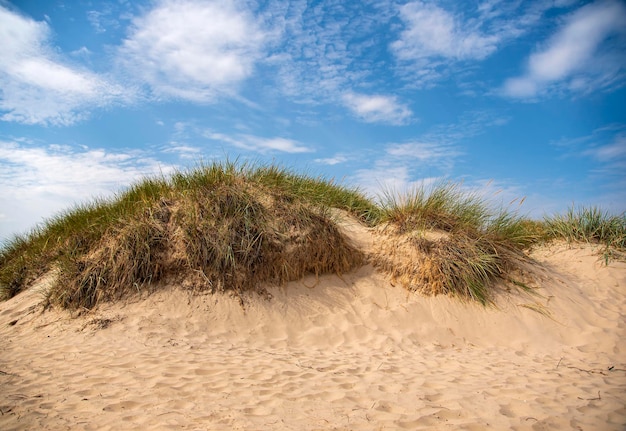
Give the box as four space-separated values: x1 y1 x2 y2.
1 0 625 241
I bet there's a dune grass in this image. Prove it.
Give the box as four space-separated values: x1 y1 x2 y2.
1 161 623 309
1 162 366 308
544 206 625 248
544 206 626 262
371 182 539 304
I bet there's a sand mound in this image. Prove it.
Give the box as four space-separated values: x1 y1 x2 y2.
47 182 364 309
1 221 625 431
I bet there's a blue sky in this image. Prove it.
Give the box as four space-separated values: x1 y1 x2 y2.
1 0 625 241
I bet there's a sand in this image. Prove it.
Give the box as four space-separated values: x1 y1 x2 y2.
1 235 625 429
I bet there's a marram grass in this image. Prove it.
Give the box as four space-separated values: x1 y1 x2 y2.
544 206 626 263
1 162 366 308
371 182 539 304
544 206 625 250
1 162 623 309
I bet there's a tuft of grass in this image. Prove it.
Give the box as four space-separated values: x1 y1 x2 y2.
0 174 173 302
372 182 537 304
544 206 626 250
248 163 381 225
543 206 626 264
1 162 366 309
51 214 169 309
379 182 489 233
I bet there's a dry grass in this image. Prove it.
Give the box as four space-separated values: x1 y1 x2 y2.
1 162 364 309
1 162 622 309
544 206 626 263
371 182 538 304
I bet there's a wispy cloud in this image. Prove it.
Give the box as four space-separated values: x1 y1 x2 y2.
162 142 203 160
580 126 626 179
348 110 510 197
0 6 126 125
502 0 626 99
266 0 395 104
314 154 348 166
386 141 461 163
353 163 440 199
118 0 274 103
390 1 502 86
391 1 498 62
587 134 626 162
390 0 580 87
0 140 173 240
203 131 314 154
550 124 626 208
351 140 460 198
342 92 412 125
86 4 122 34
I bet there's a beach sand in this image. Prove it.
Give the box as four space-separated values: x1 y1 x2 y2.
1 230 625 430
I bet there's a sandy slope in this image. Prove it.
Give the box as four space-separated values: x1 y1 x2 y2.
1 237 625 430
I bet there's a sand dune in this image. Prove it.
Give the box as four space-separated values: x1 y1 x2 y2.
1 240 625 430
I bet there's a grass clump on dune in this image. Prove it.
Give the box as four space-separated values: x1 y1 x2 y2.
1 162 366 309
248 164 381 225
544 206 626 262
371 182 539 304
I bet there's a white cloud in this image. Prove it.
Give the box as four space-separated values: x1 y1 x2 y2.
0 6 125 125
70 46 92 59
386 142 461 162
348 106 511 199
86 6 122 34
0 140 174 241
267 1 396 104
389 1 592 88
204 131 314 154
582 130 626 183
503 0 626 98
118 0 273 102
352 164 428 199
549 125 626 211
348 110 510 199
589 134 626 161
314 155 348 166
350 140 460 198
391 1 499 62
381 140 461 175
342 92 412 125
162 142 203 160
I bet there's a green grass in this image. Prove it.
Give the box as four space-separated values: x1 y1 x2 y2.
379 182 490 233
544 206 626 263
1 161 623 309
372 182 539 304
0 161 367 308
248 163 381 225
544 206 626 249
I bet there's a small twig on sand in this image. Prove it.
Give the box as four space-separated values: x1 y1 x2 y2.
567 366 607 376
578 391 601 401
556 357 563 369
